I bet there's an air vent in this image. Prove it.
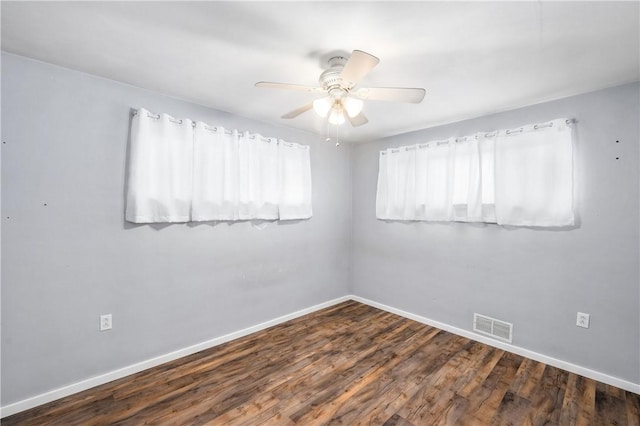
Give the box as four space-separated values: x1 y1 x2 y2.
473 313 513 343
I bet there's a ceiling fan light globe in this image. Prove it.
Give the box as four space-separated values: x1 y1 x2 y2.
328 107 345 125
312 97 332 118
343 97 364 118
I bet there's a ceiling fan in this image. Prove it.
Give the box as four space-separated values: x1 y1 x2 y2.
255 50 426 127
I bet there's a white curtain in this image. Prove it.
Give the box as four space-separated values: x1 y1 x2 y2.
278 141 313 220
376 145 416 220
126 110 194 223
126 108 312 223
416 140 455 221
494 119 573 226
240 133 281 220
377 137 492 222
456 133 496 222
191 124 241 221
376 118 573 227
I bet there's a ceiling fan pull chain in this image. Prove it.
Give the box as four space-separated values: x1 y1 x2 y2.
324 114 332 144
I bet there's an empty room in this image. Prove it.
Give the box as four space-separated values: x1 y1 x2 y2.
1 1 639 425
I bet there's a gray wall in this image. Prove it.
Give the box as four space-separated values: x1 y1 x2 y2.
1 53 352 405
351 82 640 385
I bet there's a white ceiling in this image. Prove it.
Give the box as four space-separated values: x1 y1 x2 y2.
2 1 639 142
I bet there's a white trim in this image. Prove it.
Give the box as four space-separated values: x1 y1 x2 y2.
3 293 638 418
0 295 351 418
350 295 640 395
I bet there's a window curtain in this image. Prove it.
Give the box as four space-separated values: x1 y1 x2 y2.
494 119 573 226
278 141 313 220
376 118 573 227
126 108 312 223
126 111 194 223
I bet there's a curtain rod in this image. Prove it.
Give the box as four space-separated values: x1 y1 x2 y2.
130 108 291 145
381 118 576 154
448 118 576 143
448 118 576 144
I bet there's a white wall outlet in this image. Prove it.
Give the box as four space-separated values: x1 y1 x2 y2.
100 314 112 331
576 312 590 328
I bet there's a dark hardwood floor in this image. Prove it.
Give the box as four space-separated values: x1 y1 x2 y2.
3 301 639 425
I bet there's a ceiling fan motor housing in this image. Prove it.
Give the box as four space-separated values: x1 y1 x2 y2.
320 56 350 99
319 70 344 88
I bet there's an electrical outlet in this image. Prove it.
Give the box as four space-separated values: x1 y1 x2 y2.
576 312 590 329
100 314 112 331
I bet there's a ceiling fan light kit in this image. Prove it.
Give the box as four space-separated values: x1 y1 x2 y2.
312 97 332 117
328 107 345 125
255 49 426 132
343 97 364 118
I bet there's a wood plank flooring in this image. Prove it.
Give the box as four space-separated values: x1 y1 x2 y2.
3 301 638 425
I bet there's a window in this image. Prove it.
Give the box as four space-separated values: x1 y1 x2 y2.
376 119 573 227
126 108 312 223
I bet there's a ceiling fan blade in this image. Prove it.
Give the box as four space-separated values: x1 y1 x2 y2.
282 103 313 119
255 81 325 94
347 111 368 127
340 50 380 88
353 87 426 103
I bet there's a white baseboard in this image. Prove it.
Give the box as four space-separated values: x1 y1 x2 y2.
350 295 640 395
3 293 638 418
0 295 351 418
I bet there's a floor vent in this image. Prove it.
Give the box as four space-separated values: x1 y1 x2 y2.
473 313 513 343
